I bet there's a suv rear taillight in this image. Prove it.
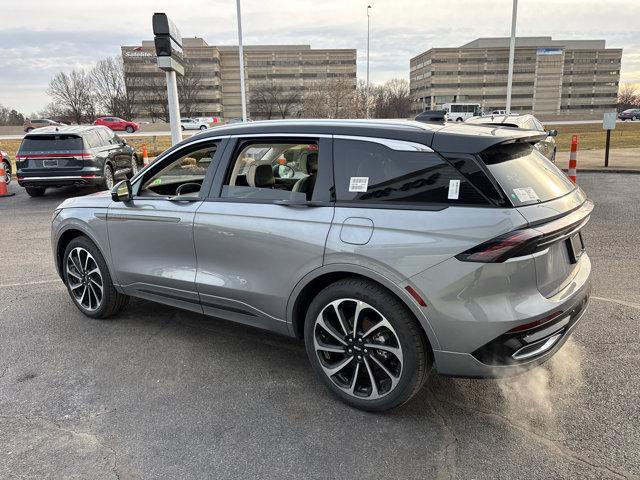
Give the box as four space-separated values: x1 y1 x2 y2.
455 228 542 263
456 200 594 263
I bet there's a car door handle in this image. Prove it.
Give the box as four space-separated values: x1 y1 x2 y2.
274 199 325 208
168 195 200 202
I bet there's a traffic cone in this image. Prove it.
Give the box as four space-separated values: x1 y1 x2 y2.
142 145 150 166
0 163 15 198
568 135 578 183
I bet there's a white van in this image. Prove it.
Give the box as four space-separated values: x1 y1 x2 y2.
442 103 482 122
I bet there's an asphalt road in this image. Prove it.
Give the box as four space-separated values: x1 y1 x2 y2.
0 174 638 480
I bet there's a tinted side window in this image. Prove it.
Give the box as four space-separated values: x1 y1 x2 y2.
85 131 103 148
333 139 487 205
96 129 113 145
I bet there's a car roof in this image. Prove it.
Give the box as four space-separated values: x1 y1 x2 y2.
24 125 109 136
178 118 546 155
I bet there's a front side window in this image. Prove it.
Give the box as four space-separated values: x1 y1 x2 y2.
139 143 218 197
222 140 320 201
333 139 487 205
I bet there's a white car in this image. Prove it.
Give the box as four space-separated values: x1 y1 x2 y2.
180 118 209 131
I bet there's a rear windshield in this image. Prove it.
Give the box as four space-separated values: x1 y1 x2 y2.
19 135 84 152
480 143 575 206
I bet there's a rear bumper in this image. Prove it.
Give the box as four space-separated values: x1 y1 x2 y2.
408 250 592 378
17 175 103 188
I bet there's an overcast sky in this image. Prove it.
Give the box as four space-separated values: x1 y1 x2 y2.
1 0 638 114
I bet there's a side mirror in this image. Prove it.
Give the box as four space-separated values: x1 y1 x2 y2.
547 129 558 137
111 180 132 202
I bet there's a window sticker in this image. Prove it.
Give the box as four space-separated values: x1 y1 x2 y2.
513 187 540 202
447 179 460 200
349 177 369 192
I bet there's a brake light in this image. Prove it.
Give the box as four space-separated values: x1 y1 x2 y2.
455 228 542 263
16 152 92 160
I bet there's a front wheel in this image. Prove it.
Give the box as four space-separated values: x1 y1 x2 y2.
63 236 129 318
2 161 10 184
304 278 431 411
456 117 463 122
199 125 207 130
633 116 638 121
125 125 134 133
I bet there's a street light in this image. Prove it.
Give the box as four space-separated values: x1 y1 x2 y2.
505 0 518 114
236 0 247 122
366 4 371 118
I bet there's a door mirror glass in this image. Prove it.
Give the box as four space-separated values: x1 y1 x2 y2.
111 180 132 202
547 129 558 137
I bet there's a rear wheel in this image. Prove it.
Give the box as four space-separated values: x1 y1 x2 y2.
125 125 134 133
25 186 46 197
63 236 129 318
101 164 114 190
199 125 207 130
127 154 139 179
456 117 463 122
304 278 431 411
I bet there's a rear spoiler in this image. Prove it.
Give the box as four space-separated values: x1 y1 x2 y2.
431 123 547 154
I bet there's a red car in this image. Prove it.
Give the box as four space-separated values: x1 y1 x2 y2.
94 117 140 133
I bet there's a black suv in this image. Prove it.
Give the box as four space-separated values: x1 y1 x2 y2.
16 125 138 197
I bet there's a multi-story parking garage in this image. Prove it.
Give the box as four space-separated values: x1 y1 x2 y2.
122 38 357 120
409 37 622 119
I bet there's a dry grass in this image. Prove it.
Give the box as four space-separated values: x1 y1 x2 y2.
546 121 640 152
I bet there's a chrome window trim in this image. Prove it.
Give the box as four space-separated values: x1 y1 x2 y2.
229 133 332 139
333 135 434 152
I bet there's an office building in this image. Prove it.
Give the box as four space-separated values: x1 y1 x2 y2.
410 37 622 119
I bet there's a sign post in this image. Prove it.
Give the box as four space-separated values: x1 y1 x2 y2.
153 13 184 146
602 112 616 168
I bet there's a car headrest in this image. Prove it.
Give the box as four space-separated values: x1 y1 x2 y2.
307 153 318 174
247 163 275 188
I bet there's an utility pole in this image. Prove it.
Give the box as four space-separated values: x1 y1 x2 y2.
366 5 371 118
505 0 518 114
236 0 247 121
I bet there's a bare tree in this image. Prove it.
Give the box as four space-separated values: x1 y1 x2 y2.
47 69 95 124
249 82 301 119
370 78 412 119
178 62 207 118
302 77 357 118
617 83 639 112
91 56 139 119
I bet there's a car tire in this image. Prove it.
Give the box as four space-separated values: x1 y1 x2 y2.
199 125 207 130
127 154 139 179
125 126 134 133
181 126 185 131
304 278 431 412
25 186 46 197
26 127 34 133
633 116 638 121
2 161 10 184
101 164 114 191
456 117 463 122
63 236 129 319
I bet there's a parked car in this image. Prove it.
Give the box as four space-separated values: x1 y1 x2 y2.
180 118 209 131
23 118 65 133
618 108 640 121
465 114 558 162
226 117 252 124
16 125 138 197
491 110 507 115
94 117 140 133
195 116 220 125
51 119 592 411
1 149 11 184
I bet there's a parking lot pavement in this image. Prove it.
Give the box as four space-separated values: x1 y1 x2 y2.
0 174 638 480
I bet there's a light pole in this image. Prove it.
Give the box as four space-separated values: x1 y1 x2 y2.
505 0 518 114
236 0 247 122
366 5 371 118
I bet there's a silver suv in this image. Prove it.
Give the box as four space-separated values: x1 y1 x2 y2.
51 120 592 411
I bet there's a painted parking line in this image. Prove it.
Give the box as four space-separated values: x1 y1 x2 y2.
592 295 640 310
0 278 61 288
